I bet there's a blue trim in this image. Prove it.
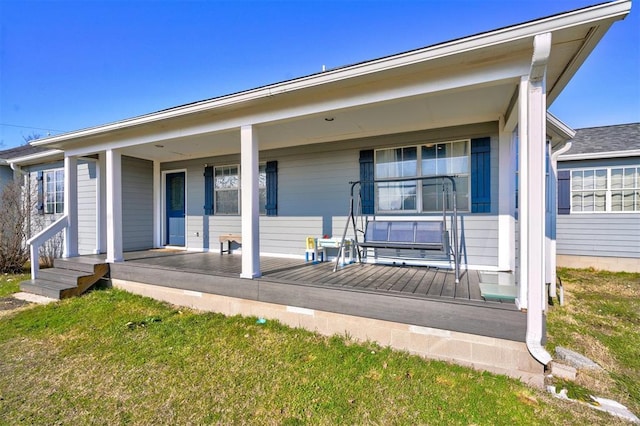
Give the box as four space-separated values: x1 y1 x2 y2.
266 161 278 216
471 137 491 213
360 150 374 214
557 170 570 215
204 166 214 215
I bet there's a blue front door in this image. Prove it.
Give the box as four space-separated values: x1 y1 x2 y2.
166 172 185 246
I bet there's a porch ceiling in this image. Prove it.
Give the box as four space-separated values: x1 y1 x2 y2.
117 80 517 162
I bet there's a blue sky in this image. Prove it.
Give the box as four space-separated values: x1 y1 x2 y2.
1 0 638 149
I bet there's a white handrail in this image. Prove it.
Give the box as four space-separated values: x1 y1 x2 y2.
27 215 69 279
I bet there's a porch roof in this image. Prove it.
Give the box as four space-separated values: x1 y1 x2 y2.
30 1 630 163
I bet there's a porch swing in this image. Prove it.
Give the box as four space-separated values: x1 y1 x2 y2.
334 175 461 284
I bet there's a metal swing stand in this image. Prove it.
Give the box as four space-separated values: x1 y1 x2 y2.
334 176 461 284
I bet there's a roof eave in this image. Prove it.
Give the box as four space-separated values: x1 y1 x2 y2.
32 0 631 149
7 149 64 166
559 149 640 161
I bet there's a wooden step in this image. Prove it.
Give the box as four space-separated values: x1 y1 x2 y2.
38 268 88 286
53 257 107 274
21 257 110 300
20 279 78 300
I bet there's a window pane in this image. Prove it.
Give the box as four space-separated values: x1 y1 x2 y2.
402 147 417 176
624 168 635 189
571 171 583 190
583 192 594 211
571 193 582 212
449 141 469 174
595 169 607 190
376 148 399 179
594 191 606 211
216 190 239 214
611 168 623 189
376 182 416 212
611 191 623 211
259 188 266 215
623 191 634 211
421 144 437 175
583 170 594 190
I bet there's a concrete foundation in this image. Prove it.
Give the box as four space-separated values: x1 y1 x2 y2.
113 278 545 387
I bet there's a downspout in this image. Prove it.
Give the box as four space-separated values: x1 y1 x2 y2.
526 33 553 367
548 139 572 303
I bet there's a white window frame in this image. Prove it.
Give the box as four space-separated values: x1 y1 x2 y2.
213 163 268 215
570 165 640 213
44 168 64 214
374 139 471 214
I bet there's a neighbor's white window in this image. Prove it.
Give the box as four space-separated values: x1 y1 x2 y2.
571 166 640 212
214 164 268 215
44 169 64 214
375 140 470 213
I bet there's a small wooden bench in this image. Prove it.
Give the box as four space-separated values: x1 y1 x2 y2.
219 234 242 255
360 220 449 253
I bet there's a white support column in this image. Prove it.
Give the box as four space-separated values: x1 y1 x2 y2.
63 155 78 258
106 149 124 263
153 160 162 248
498 115 515 272
95 152 107 254
517 77 529 308
240 125 261 278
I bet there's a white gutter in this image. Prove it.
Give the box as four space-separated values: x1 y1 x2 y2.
7 149 64 166
32 0 631 148
559 149 640 161
526 33 553 367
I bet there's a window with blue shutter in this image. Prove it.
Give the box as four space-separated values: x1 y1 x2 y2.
204 166 214 215
359 150 374 214
471 137 491 213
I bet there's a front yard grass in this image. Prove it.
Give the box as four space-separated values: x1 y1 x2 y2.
547 268 640 416
0 271 633 425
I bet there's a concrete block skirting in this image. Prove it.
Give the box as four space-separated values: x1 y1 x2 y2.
557 255 640 273
112 279 545 387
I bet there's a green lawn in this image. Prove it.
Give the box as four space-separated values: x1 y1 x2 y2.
547 268 640 416
0 272 633 425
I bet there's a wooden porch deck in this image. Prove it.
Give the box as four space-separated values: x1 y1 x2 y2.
110 250 495 305
91 250 526 342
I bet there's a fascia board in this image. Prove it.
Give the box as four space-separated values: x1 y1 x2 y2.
547 112 576 141
559 150 640 161
7 149 64 166
32 0 631 148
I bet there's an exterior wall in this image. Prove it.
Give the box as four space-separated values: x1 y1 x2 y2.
556 214 640 259
122 156 154 251
162 122 502 268
556 157 640 272
0 165 13 190
77 161 97 254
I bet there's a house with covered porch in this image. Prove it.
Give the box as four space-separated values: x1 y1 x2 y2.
13 1 632 386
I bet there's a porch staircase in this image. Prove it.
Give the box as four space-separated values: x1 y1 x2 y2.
20 257 109 300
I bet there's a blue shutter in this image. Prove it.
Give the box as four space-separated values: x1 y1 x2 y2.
360 150 375 214
557 170 570 215
266 161 278 216
471 137 491 213
36 171 45 215
204 166 214 215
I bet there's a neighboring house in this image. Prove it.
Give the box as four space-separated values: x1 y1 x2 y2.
10 1 632 386
557 123 640 272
